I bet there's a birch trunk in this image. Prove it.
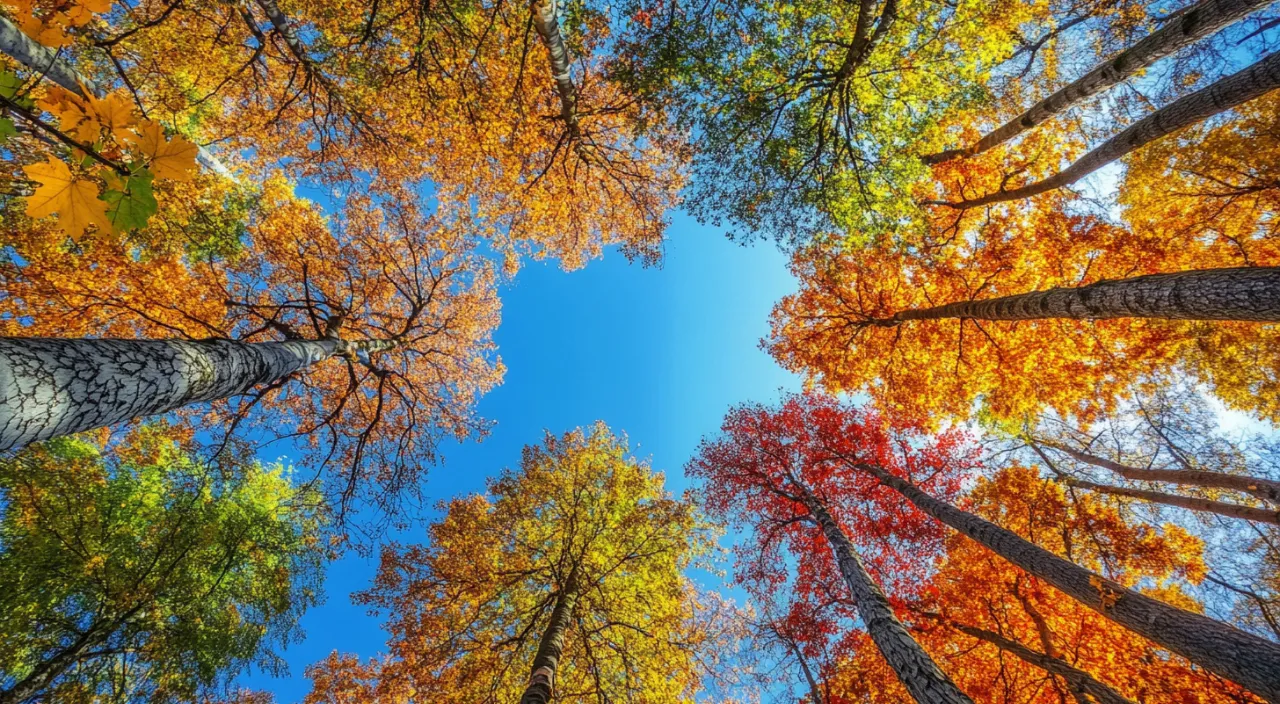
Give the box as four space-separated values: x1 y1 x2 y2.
934 49 1280 209
0 17 233 179
519 565 581 704
1066 478 1280 525
531 0 583 143
851 460 1280 701
1046 442 1280 504
0 335 392 450
864 267 1280 325
923 0 1273 164
803 493 974 704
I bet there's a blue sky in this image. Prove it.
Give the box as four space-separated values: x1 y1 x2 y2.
243 213 803 701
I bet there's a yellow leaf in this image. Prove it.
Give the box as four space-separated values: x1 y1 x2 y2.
23 157 113 238
127 121 197 181
79 0 113 13
85 91 135 138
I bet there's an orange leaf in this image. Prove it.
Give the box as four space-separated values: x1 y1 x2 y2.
23 156 113 238
126 121 197 181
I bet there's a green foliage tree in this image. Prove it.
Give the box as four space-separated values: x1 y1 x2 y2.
0 426 328 704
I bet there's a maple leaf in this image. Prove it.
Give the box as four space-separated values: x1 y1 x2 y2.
102 171 158 232
23 157 113 237
85 91 135 138
126 121 197 181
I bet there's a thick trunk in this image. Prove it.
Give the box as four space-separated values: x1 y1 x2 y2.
0 17 233 179
865 267 1280 325
852 460 1280 700
834 0 898 81
804 494 974 704
519 565 581 704
530 0 582 144
934 49 1280 209
1066 478 1280 525
0 335 395 450
923 0 1272 164
1046 442 1280 504
943 621 1135 704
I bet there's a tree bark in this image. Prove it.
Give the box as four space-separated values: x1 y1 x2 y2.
938 619 1136 704
922 0 1273 164
530 0 583 144
848 460 1280 701
0 627 105 704
1044 441 1280 504
1066 478 1280 525
803 492 974 704
932 49 1280 209
862 267 1280 325
519 565 581 704
0 334 395 450
0 17 233 179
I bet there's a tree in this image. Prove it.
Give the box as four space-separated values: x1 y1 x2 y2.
305 423 715 703
0 426 327 704
927 50 1280 210
611 0 1056 242
687 393 977 703
2 183 504 519
769 227 1280 423
829 464 1256 703
922 0 1276 165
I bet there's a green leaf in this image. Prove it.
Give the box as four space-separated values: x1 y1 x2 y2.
0 70 35 110
0 117 15 143
102 170 158 232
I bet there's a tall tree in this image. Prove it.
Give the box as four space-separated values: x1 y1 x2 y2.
304 423 715 703
2 184 503 518
688 393 977 703
923 0 1276 165
0 426 327 704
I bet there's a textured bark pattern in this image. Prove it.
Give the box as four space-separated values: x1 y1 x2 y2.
805 495 974 704
923 0 1270 164
519 567 580 704
943 49 1280 208
948 622 1135 704
1050 443 1280 504
1068 479 1280 525
858 462 1280 701
872 267 1280 324
531 0 583 143
0 17 232 178
834 0 898 81
0 337 338 450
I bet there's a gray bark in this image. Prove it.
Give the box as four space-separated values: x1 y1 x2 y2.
0 335 393 451
851 460 1280 701
0 16 234 179
865 267 1280 325
923 0 1274 164
943 620 1136 704
936 49 1280 209
519 565 580 704
1066 478 1280 525
531 0 584 148
803 492 974 704
1046 442 1280 504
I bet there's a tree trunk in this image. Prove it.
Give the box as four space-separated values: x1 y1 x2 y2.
1045 442 1280 504
849 460 1280 701
1066 478 1280 525
922 0 1272 164
940 619 1136 704
519 565 581 704
0 627 105 704
803 492 974 704
862 267 1280 325
932 49 1280 209
0 17 233 179
0 334 394 450
531 0 582 144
